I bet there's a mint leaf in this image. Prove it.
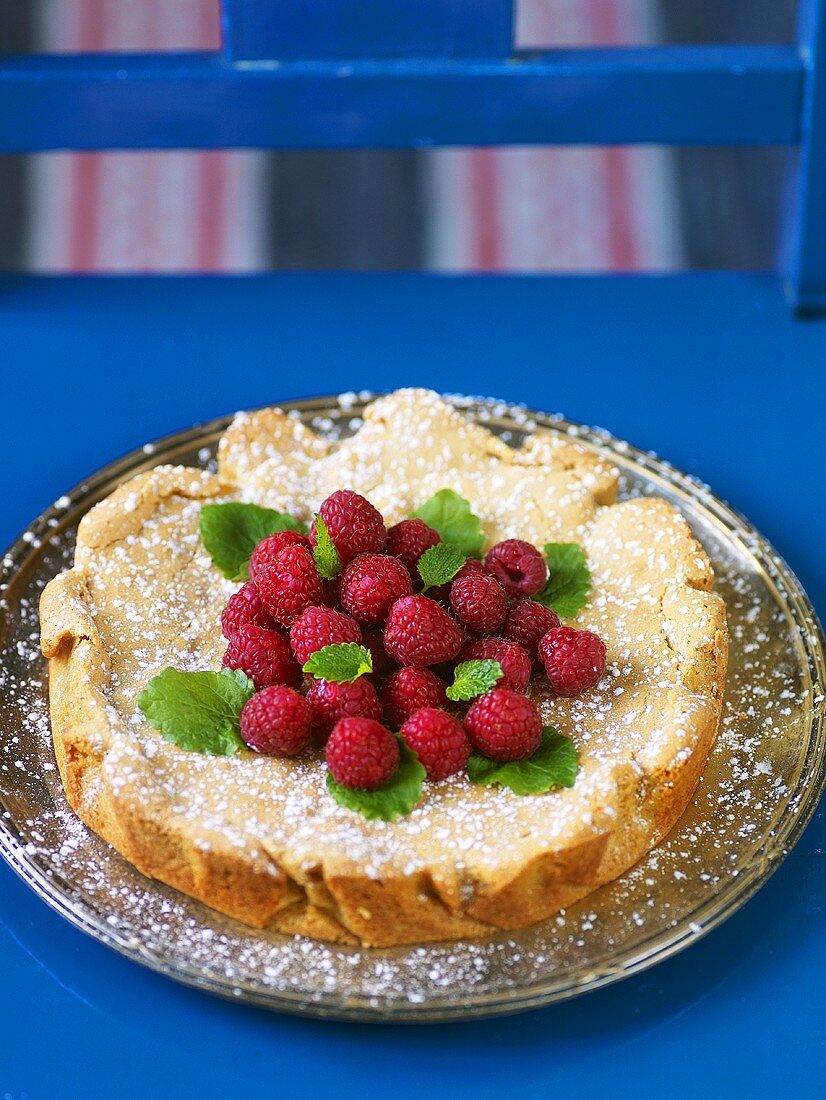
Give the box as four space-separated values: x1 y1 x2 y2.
326 739 426 821
303 642 372 683
137 668 254 756
445 659 503 702
199 502 307 581
312 513 342 580
413 490 485 558
417 543 466 590
536 542 591 619
467 728 579 795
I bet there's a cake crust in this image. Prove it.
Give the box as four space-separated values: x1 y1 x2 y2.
39 391 728 947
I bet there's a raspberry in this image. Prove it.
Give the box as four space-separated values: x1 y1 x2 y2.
249 530 311 583
484 539 548 598
539 626 606 697
455 559 487 580
326 717 400 790
450 572 507 635
289 605 362 666
361 629 396 681
306 676 383 737
381 666 448 726
220 581 275 639
432 557 486 603
240 685 312 756
464 688 543 761
384 596 463 667
386 518 441 576
257 545 324 626
340 552 413 624
463 636 532 694
502 600 561 658
400 707 470 780
312 490 387 564
222 623 301 690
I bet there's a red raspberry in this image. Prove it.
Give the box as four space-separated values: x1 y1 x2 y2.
249 530 311 583
455 559 487 580
432 557 486 603
222 623 301 690
386 518 441 577
289 605 362 666
220 581 275 639
450 572 507 634
340 553 413 624
463 636 532 694
257 545 324 626
381 666 448 726
326 717 400 790
384 596 463 667
312 490 387 564
361 629 396 681
464 688 543 761
240 685 312 756
502 600 561 659
484 539 548 598
400 707 470 780
539 626 606 697
306 677 383 737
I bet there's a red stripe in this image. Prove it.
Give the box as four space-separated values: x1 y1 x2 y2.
68 156 101 272
195 1 227 269
141 7 165 272
467 149 501 270
602 146 638 269
68 0 106 270
589 0 639 270
196 152 227 270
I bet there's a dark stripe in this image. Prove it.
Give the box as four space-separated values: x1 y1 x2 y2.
662 0 796 270
0 0 35 267
268 151 423 270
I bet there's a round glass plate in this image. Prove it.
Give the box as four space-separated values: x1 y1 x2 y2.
1 394 824 1022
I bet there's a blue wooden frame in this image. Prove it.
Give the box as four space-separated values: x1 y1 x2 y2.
0 0 823 310
785 0 826 310
221 0 514 59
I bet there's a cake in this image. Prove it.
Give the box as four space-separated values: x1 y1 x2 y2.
39 390 728 947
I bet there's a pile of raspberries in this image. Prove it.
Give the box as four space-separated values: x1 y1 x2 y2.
220 490 606 792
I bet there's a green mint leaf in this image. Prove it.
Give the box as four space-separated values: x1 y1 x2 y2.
326 738 426 821
467 727 579 795
137 668 255 756
303 642 372 683
536 542 591 619
412 489 485 558
199 502 307 582
417 542 466 590
312 513 342 580
445 659 503 702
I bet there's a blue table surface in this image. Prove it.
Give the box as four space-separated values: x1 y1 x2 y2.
1 272 824 1097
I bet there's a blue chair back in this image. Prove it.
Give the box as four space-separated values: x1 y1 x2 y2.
0 0 823 310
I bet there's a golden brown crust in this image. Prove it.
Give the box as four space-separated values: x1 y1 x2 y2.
39 390 728 947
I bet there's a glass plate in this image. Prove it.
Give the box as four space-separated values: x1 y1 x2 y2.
1 394 824 1021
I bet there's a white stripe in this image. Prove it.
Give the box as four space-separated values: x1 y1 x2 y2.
221 153 271 271
27 154 75 270
424 151 478 270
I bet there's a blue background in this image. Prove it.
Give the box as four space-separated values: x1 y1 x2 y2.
1 273 824 1097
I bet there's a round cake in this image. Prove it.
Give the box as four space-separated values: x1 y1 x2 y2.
39 390 728 947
